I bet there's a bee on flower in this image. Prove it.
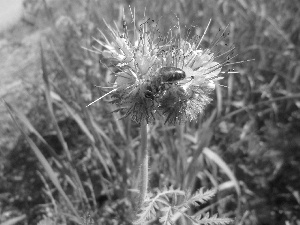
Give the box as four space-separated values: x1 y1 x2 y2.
87 15 227 124
154 39 225 123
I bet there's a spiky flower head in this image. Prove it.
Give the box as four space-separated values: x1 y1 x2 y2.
88 15 226 124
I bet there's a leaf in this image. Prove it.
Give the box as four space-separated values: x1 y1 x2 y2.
4 100 80 219
159 206 173 225
195 213 233 225
3 99 62 163
188 188 216 206
202 148 241 197
1 215 26 225
50 91 95 144
40 42 72 161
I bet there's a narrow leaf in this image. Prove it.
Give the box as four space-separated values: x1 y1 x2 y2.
40 42 72 161
5 100 80 218
203 147 241 197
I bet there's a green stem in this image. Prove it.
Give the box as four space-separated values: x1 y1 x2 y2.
138 119 148 209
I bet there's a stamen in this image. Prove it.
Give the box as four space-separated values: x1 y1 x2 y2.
86 88 118 107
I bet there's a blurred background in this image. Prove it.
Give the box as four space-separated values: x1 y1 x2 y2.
0 0 300 224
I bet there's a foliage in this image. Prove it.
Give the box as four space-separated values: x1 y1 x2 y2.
133 187 232 225
1 0 300 224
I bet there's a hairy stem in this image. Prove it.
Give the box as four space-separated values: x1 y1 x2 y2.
137 119 149 209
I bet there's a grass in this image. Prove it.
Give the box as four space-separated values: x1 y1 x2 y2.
1 0 300 224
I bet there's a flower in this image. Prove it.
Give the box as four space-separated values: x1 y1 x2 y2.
158 41 223 123
88 17 224 124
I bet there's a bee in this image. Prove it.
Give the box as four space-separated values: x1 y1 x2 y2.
144 67 186 100
159 66 186 82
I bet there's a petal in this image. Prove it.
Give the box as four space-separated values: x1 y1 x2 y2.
102 50 125 61
192 52 214 69
115 71 136 86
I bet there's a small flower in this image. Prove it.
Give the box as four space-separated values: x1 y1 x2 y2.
88 16 225 124
175 43 223 121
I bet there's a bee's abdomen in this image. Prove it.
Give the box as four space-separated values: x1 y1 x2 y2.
158 67 186 82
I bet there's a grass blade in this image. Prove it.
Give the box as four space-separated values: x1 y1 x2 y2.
202 146 241 214
203 147 240 196
4 100 80 219
50 91 96 144
4 99 61 162
40 42 72 161
184 110 217 188
1 215 26 225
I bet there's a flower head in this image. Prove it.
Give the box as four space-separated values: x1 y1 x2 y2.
88 16 227 124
